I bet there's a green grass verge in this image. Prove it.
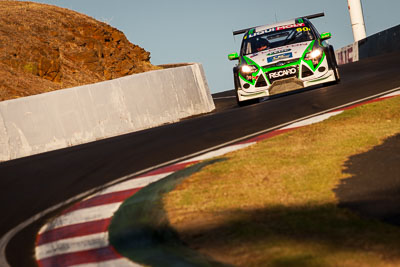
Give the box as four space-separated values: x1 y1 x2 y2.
163 96 400 267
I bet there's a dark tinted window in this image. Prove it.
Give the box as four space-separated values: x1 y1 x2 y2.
241 23 316 55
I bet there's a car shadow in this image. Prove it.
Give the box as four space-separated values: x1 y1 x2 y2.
334 133 400 225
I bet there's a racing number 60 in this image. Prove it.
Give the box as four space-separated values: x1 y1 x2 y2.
297 27 310 32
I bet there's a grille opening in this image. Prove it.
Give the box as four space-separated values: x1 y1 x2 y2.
255 75 268 87
302 65 314 78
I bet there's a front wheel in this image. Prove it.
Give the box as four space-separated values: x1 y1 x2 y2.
234 70 256 107
333 64 340 83
327 46 341 84
233 68 260 107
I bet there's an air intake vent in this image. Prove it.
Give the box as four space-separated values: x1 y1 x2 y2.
255 75 268 87
302 65 314 78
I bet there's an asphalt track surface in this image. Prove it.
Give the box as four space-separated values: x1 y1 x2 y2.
1 51 400 266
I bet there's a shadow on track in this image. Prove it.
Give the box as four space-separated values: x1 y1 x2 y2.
335 133 400 226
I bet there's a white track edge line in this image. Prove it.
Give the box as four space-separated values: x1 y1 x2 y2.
36 232 109 260
70 258 142 267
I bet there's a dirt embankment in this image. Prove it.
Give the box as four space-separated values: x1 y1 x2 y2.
0 1 160 101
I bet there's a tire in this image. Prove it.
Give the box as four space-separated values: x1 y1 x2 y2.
234 68 249 107
234 83 259 107
233 67 260 107
326 46 341 84
333 64 340 83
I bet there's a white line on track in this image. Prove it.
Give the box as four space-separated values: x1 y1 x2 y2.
281 111 343 129
36 232 109 260
97 172 172 196
379 90 400 98
70 258 142 267
1 86 400 267
181 142 256 163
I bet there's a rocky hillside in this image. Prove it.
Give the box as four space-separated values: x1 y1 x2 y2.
0 1 160 101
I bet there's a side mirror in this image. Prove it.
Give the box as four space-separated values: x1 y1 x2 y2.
228 52 239 61
320 32 332 41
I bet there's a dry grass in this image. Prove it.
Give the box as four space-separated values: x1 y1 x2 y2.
163 96 400 266
0 1 160 101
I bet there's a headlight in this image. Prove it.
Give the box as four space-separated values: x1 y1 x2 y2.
241 65 258 73
305 48 322 60
305 48 323 66
239 64 259 81
309 49 322 59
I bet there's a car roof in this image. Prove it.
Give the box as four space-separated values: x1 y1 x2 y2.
233 15 319 36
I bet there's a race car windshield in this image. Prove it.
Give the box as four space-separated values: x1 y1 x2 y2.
241 25 315 55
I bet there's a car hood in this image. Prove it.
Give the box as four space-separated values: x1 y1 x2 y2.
245 41 312 67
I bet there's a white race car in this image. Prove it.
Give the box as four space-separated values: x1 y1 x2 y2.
228 13 340 106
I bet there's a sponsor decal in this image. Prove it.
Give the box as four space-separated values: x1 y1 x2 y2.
249 23 305 38
263 42 308 54
276 23 305 31
268 67 297 79
284 42 309 48
296 27 310 32
267 52 293 63
290 42 308 47
267 49 291 56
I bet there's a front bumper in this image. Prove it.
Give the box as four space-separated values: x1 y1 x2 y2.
237 56 335 102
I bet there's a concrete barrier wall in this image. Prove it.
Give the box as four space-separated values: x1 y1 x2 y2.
335 24 400 65
0 63 215 161
358 24 400 59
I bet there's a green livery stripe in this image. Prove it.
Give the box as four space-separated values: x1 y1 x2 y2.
304 52 326 72
239 72 256 85
238 56 261 84
243 56 259 67
238 40 326 86
302 40 315 58
301 40 326 71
